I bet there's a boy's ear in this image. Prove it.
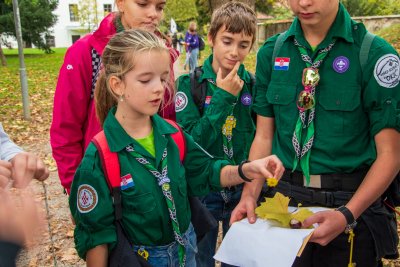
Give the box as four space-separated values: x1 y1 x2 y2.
207 33 214 48
109 76 124 96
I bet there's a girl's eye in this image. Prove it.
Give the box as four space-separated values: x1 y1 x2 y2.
157 5 165 11
137 2 147 7
223 41 231 45
139 80 150 84
241 45 249 49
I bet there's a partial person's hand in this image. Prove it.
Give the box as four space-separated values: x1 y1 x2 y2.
230 194 258 225
302 209 347 246
216 61 244 96
0 187 44 246
10 152 49 188
242 155 285 181
0 160 12 188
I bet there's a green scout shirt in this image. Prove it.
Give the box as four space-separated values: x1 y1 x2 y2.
175 55 256 164
253 3 400 174
69 108 229 259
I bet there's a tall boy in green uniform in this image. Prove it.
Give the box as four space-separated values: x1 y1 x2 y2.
231 0 400 266
175 2 257 266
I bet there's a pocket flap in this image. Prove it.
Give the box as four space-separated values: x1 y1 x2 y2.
318 86 361 111
266 82 297 105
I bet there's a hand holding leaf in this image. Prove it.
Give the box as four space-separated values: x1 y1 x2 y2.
255 192 314 228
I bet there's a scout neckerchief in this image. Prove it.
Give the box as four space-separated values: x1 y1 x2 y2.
206 80 238 162
292 38 336 185
125 145 186 267
208 79 238 202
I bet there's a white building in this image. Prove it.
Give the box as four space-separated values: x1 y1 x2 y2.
1 0 115 49
52 0 115 47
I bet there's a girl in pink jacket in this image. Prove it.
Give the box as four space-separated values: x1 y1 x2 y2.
50 0 178 193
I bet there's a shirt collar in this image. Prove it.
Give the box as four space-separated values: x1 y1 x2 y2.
103 107 179 152
285 3 355 48
201 54 252 84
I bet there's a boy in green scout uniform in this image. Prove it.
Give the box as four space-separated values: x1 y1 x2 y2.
231 0 400 266
175 2 257 266
70 29 284 266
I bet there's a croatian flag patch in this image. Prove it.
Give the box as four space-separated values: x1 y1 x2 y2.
120 174 134 190
204 96 212 108
274 57 290 71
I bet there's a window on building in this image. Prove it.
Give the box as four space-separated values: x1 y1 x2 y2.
72 35 81 44
104 4 112 16
46 35 55 47
69 4 79 22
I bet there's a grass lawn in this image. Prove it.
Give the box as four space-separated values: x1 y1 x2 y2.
0 48 66 144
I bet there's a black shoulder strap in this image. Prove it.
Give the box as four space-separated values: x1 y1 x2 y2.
359 31 376 71
271 31 287 66
246 71 257 124
190 66 207 115
248 71 256 89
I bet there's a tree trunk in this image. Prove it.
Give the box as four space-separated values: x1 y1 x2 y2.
0 46 7 66
209 0 255 13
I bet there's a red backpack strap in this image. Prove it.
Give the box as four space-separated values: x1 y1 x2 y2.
92 131 121 189
92 131 123 220
165 119 186 162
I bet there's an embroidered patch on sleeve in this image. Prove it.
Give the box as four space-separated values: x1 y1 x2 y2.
175 92 188 112
374 54 399 88
77 184 98 213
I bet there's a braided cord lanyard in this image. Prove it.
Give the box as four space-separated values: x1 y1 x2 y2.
292 39 336 185
126 145 186 267
347 229 356 267
208 81 238 202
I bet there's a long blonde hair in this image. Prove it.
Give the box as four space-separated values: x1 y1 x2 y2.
95 29 171 125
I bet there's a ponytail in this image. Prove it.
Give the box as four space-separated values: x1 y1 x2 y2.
95 71 117 125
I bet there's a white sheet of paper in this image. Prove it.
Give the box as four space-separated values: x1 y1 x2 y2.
214 207 328 267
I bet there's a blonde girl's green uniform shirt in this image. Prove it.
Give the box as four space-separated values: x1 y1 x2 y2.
253 3 400 174
175 55 256 164
69 108 229 259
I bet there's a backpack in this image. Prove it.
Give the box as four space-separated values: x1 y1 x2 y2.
92 119 217 250
190 66 256 116
272 31 400 207
198 35 205 51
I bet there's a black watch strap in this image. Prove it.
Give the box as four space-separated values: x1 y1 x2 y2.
238 160 252 182
336 205 357 233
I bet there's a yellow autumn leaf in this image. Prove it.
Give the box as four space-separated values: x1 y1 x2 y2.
291 208 314 224
255 192 314 228
255 192 291 227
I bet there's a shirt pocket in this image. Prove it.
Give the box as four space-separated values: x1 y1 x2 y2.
317 85 365 136
123 192 157 214
266 82 298 133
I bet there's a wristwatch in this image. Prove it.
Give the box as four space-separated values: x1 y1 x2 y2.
335 205 357 233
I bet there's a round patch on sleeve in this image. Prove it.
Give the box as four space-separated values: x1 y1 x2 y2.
373 54 399 88
77 184 98 213
175 92 188 112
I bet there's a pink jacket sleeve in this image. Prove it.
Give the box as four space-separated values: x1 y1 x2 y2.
159 45 179 120
50 38 93 193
